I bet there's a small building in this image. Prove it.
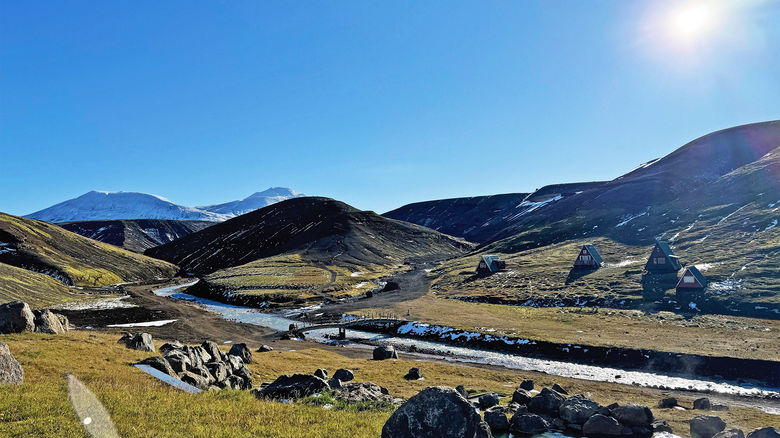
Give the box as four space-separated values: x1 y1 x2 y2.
644 240 681 273
676 266 707 299
572 244 604 269
476 255 506 275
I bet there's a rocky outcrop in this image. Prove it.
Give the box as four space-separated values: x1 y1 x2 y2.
694 397 713 410
510 413 549 435
560 394 601 425
333 368 354 382
0 301 35 333
658 397 678 408
0 342 23 385
519 379 534 390
478 393 500 409
313 368 328 380
120 333 155 352
373 345 398 360
335 382 392 403
583 414 632 436
690 416 727 438
512 387 533 405
381 386 491 438
528 388 565 415
484 406 510 434
551 383 568 394
253 374 329 400
256 345 273 352
714 430 746 438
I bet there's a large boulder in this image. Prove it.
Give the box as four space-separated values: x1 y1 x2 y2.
528 387 565 415
159 341 184 355
658 397 678 408
652 419 673 434
0 342 23 385
519 379 534 391
404 367 422 380
560 394 601 425
484 406 510 434
583 414 632 437
333 368 354 382
0 301 35 334
225 354 244 373
694 397 713 410
478 393 500 410
164 350 191 374
690 416 726 438
456 385 468 398
32 309 66 334
509 413 550 435
120 333 155 352
56 313 70 331
747 428 780 438
313 368 328 380
512 387 533 405
257 345 274 352
552 383 568 395
228 343 252 364
186 345 213 367
180 371 210 389
611 404 653 427
373 345 398 360
254 374 329 400
206 362 229 383
137 356 176 377
714 430 746 438
335 382 392 403
381 386 492 438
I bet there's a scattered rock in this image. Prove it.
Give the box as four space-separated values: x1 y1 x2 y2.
652 419 673 433
512 387 533 405
120 333 155 352
180 371 210 389
382 281 400 292
0 342 23 385
381 386 491 438
551 383 568 395
747 428 780 438
164 350 191 374
478 393 500 409
201 341 223 361
528 387 565 415
456 385 468 398
225 354 244 373
313 368 328 380
0 301 35 334
254 374 329 400
583 414 632 436
328 378 342 390
712 404 730 411
335 382 392 403
137 356 176 377
658 397 678 408
690 415 726 438
694 397 713 410
228 343 252 364
404 367 422 380
373 345 398 360
560 394 601 425
256 345 274 353
206 362 229 383
32 309 66 334
714 429 746 438
510 413 550 435
610 404 653 427
333 368 354 382
159 341 184 355
519 379 534 391
484 406 510 434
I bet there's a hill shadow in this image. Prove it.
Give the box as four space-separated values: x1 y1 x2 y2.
565 268 598 285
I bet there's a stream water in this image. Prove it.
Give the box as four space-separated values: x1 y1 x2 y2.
153 282 780 413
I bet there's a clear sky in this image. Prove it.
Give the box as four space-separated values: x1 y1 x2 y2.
2 0 779 215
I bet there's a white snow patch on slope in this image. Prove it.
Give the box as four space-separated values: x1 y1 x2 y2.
616 212 647 227
108 319 177 328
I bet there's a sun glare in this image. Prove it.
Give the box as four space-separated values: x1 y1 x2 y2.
670 3 717 41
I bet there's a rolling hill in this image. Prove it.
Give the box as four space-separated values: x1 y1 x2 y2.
59 219 213 252
145 197 472 306
0 212 179 305
422 121 780 317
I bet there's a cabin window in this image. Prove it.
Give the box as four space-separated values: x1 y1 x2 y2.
655 257 665 264
580 255 591 262
683 276 695 284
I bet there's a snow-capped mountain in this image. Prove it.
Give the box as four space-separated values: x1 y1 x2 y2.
25 188 305 223
198 187 305 217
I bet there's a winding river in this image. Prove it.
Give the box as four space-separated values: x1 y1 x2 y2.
153 282 780 413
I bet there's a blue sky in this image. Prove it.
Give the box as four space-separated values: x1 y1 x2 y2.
2 0 779 215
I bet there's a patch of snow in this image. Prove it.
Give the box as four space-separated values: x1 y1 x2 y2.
764 219 778 231
353 282 368 288
510 195 563 220
607 259 639 268
108 319 177 328
695 263 713 271
717 205 748 225
688 302 700 311
616 211 647 227
350 272 364 277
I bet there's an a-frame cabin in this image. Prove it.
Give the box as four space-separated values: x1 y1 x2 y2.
572 244 603 269
644 240 681 273
476 255 506 275
676 266 707 300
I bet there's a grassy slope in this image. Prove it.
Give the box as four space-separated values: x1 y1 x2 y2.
1 331 776 437
0 263 74 308
354 292 780 361
0 212 178 288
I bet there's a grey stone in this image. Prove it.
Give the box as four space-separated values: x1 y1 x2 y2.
552 383 568 395
560 394 601 425
180 371 210 389
404 367 422 380
714 429 746 438
333 368 354 382
164 350 191 374
509 413 550 435
254 374 329 400
611 404 654 427
528 387 566 415
201 341 222 361
137 356 176 377
652 419 673 433
226 354 244 373
373 345 398 360
313 368 328 380
256 345 273 352
694 397 713 410
484 406 510 433
228 343 252 364
159 341 184 355
328 378 342 389
32 309 66 334
512 387 533 405
0 342 23 385
747 428 780 438
658 397 678 408
478 393 500 409
206 362 228 383
690 416 726 438
583 414 632 436
335 382 392 403
519 379 534 390
0 301 35 334
381 386 491 438
120 333 155 352
456 385 468 398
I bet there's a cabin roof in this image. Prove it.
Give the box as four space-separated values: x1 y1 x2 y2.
655 240 676 258
682 266 708 287
583 245 603 264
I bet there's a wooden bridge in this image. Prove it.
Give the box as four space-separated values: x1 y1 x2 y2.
286 316 409 339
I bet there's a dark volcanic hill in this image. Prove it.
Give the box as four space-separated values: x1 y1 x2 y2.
59 219 213 252
145 197 472 276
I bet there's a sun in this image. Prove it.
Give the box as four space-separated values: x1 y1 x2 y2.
671 3 716 40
